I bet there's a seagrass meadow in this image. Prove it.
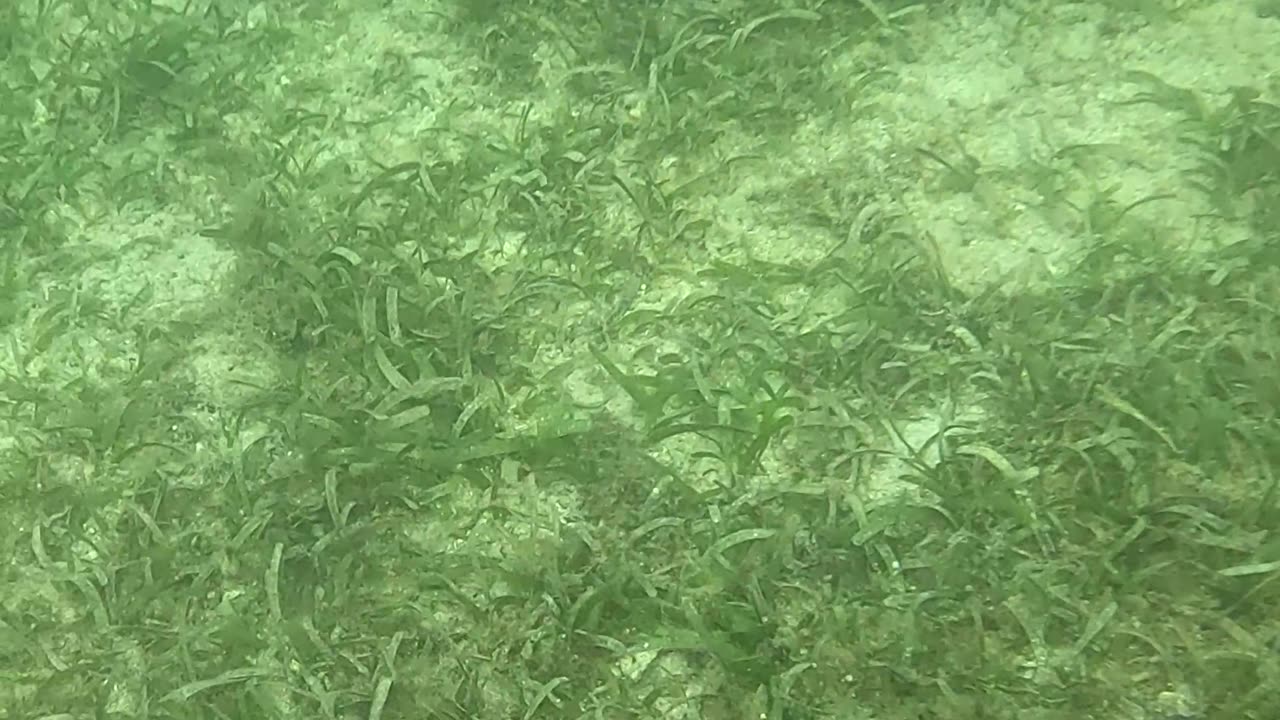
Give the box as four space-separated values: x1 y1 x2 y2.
1 0 1278 718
